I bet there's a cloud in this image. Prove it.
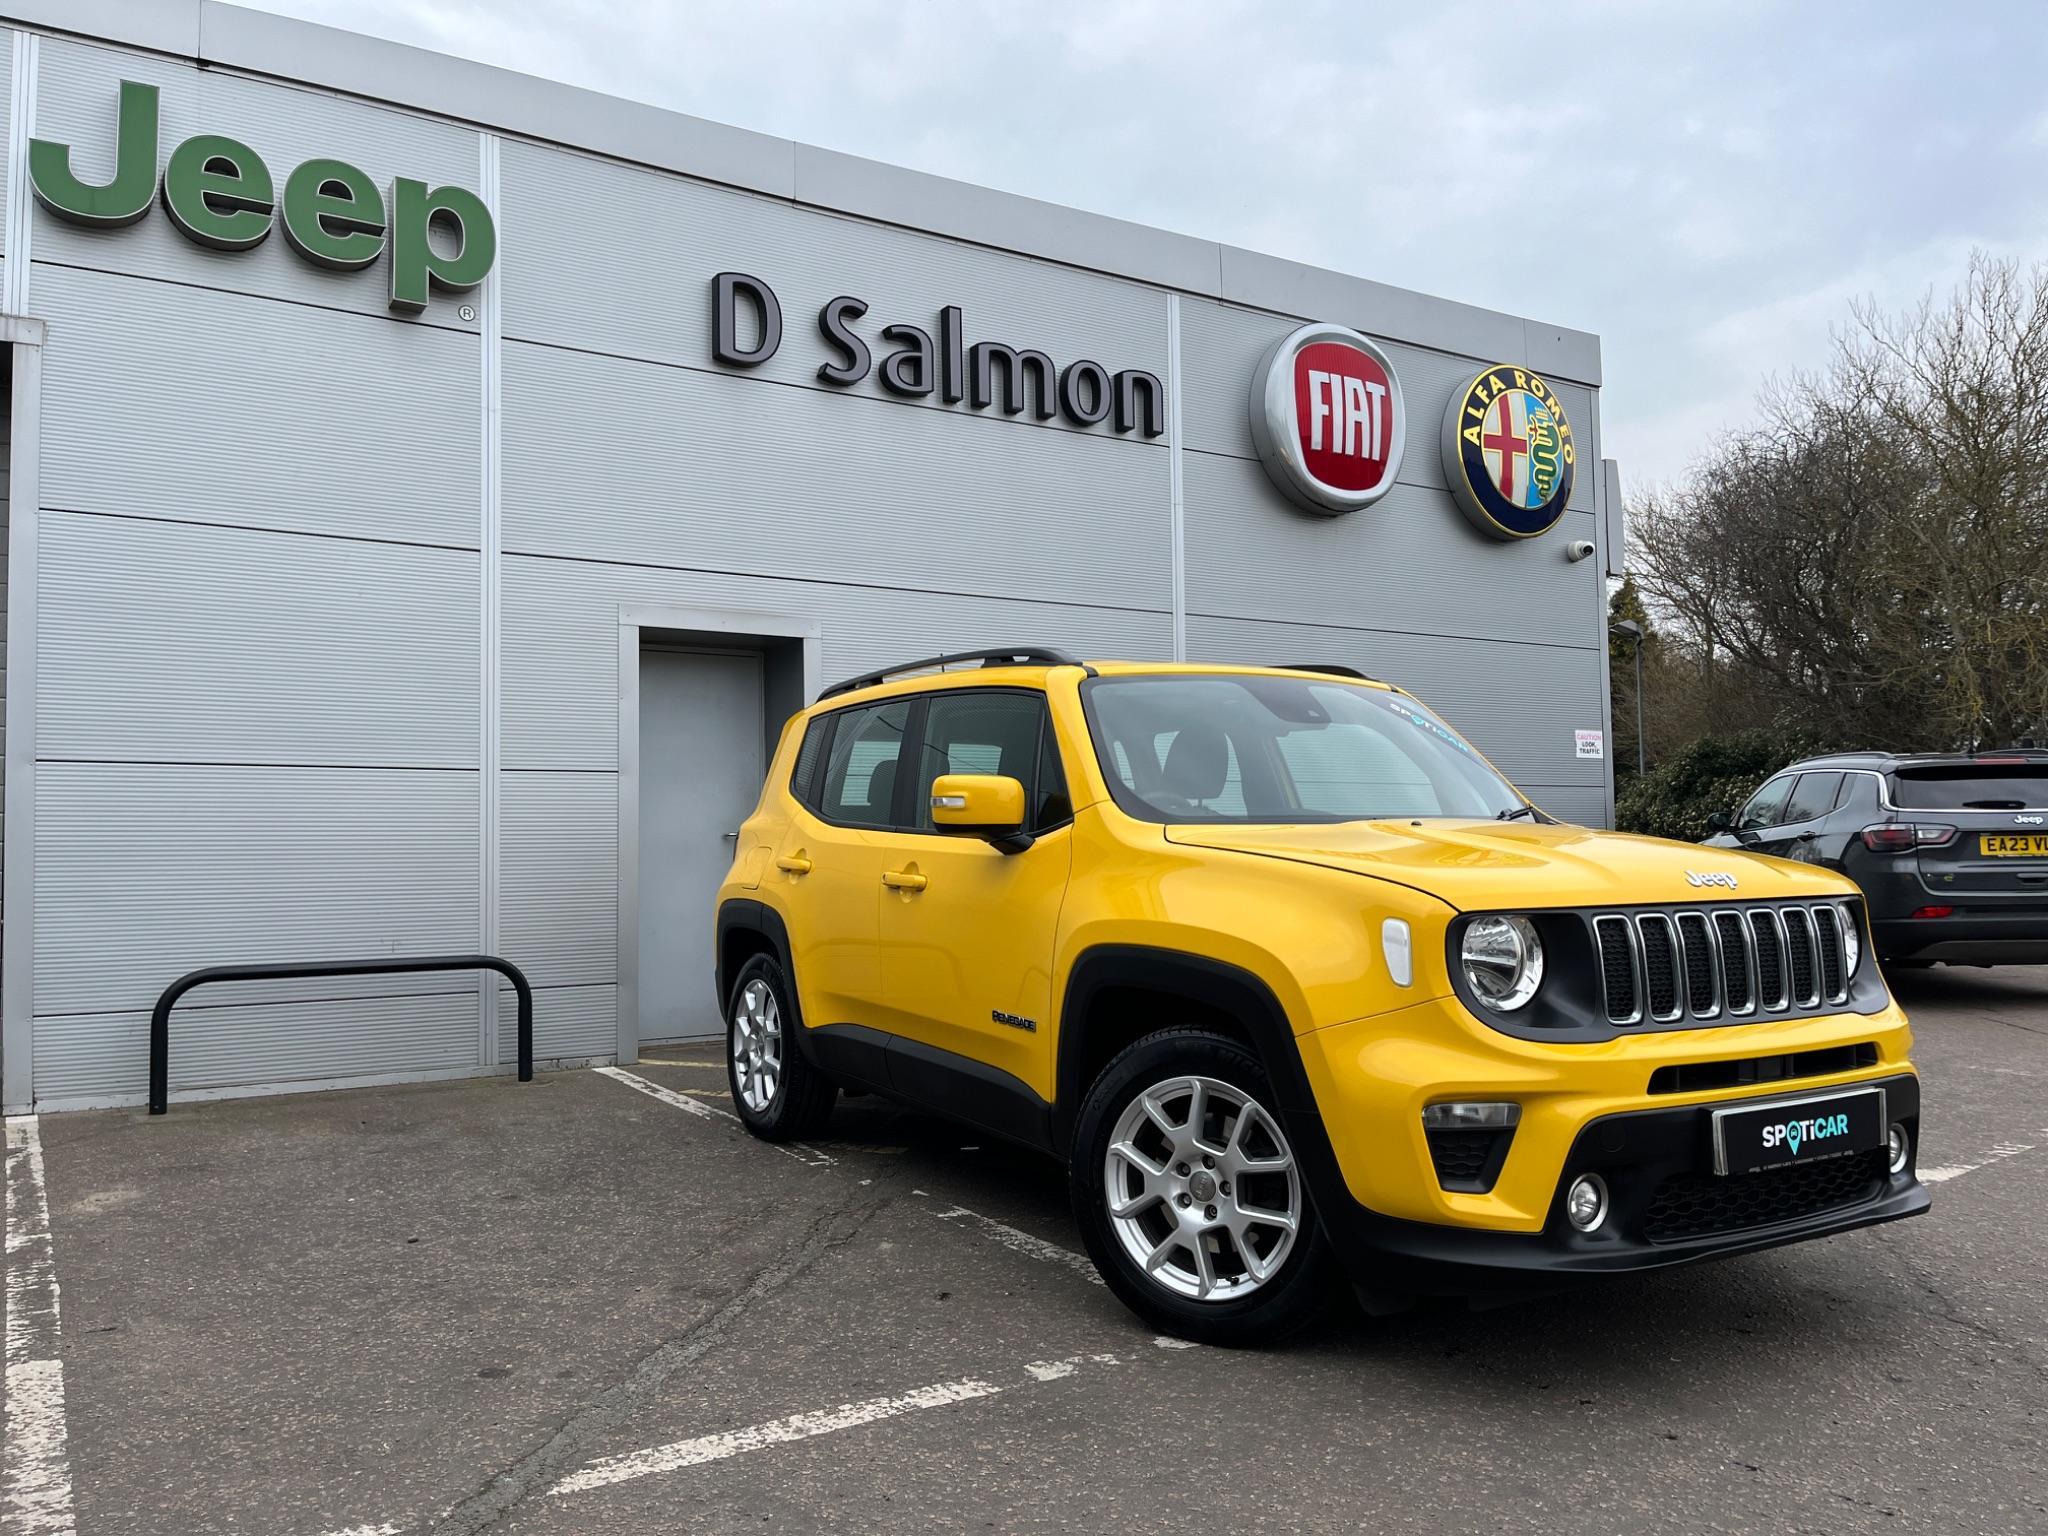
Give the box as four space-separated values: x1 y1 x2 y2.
234 0 2048 486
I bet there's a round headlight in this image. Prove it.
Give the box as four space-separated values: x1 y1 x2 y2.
1840 904 1862 976
1461 915 1545 1012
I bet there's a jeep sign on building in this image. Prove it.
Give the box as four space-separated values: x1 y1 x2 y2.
0 0 1622 1112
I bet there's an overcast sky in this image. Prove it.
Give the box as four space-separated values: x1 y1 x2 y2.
244 0 2048 493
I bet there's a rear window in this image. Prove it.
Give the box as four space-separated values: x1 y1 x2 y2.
1890 765 2048 810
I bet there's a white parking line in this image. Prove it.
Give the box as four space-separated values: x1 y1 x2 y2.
1918 1128 2045 1184
4 1114 77 1536
550 1352 1123 1499
593 1067 835 1167
923 1201 1105 1286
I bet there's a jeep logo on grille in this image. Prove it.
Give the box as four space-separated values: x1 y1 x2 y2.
1685 871 1740 889
1249 322 1407 517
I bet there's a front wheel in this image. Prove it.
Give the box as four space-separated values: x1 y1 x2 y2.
725 953 836 1141
1069 1027 1336 1346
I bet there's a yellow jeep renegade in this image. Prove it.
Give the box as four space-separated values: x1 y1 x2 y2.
714 650 1928 1343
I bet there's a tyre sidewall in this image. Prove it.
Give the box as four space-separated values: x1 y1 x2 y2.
1070 1028 1334 1346
725 953 813 1137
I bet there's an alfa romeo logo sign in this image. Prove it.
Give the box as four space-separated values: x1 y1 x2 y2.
1440 364 1576 539
1248 323 1406 516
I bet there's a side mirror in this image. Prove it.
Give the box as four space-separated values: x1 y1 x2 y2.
930 773 1032 853
1704 810 1733 834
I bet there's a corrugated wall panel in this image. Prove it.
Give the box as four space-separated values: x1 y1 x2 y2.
499 771 615 988
33 992 480 1102
499 553 1171 771
1182 452 1596 644
494 982 616 1065
32 37 481 331
37 511 479 765
500 341 1169 610
1184 614 1606 805
35 264 479 547
0 29 12 255
33 764 478 1023
498 137 1169 398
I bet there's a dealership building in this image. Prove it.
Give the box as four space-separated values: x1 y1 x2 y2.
0 0 1621 1113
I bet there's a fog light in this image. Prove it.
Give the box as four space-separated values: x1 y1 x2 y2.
1887 1122 1910 1175
1421 1101 1519 1129
1565 1173 1609 1233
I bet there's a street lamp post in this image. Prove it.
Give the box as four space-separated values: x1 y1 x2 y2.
1609 619 1646 777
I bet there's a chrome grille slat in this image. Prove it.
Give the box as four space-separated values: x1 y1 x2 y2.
1590 903 1852 1028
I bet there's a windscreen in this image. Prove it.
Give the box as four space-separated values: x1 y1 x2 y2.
1889 764 2048 810
1082 675 1526 824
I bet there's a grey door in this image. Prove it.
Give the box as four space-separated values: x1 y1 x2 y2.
638 647 765 1043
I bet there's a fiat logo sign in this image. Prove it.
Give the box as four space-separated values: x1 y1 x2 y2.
1248 322 1406 516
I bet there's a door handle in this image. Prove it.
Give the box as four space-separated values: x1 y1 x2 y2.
881 868 928 892
775 854 814 875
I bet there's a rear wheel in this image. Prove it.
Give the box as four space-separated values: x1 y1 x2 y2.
725 953 835 1141
1070 1027 1335 1345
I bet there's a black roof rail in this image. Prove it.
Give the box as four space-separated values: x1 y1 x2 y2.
1279 663 1383 683
818 647 1093 701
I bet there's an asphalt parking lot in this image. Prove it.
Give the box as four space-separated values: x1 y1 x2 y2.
5 966 2045 1536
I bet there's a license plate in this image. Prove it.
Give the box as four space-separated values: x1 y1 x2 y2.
1981 833 2048 857
1711 1087 1887 1176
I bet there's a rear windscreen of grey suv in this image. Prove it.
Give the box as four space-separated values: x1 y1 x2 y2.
1889 765 2048 810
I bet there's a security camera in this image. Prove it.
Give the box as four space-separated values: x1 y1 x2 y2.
1565 539 1596 563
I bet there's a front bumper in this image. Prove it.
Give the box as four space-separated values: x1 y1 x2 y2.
1294 1072 1927 1298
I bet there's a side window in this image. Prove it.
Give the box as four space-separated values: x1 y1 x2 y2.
1736 775 1795 831
1784 771 1844 825
913 691 1046 831
818 700 912 828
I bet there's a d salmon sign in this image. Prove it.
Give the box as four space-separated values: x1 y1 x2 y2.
1249 322 1407 516
1440 364 1577 539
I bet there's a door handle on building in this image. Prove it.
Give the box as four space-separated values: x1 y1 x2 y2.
775 853 814 876
881 868 928 892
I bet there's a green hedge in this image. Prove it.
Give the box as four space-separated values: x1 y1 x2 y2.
1614 729 1827 843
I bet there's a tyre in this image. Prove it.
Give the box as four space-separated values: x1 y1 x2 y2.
725 953 836 1141
1069 1027 1336 1346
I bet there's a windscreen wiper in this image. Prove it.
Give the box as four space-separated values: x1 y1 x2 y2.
1495 804 1541 822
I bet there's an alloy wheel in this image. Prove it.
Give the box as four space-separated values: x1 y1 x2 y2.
731 977 783 1114
1102 1074 1301 1301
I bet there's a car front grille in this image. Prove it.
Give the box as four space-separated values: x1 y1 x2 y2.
1642 1148 1888 1243
1593 904 1856 1027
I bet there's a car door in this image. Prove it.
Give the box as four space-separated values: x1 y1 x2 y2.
1752 771 1845 863
1723 773 1795 850
773 697 913 1031
876 688 1073 1098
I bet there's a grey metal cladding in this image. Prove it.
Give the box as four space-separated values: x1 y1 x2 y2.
6 1 201 57
789 143 1225 298
36 264 479 546
1182 453 1598 643
1179 297 1598 508
499 139 1170 398
500 341 1169 609
34 763 478 1017
37 511 479 766
32 37 482 330
500 770 616 989
1185 613 1606 794
33 993 480 1103
494 982 615 1065
500 554 1169 771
